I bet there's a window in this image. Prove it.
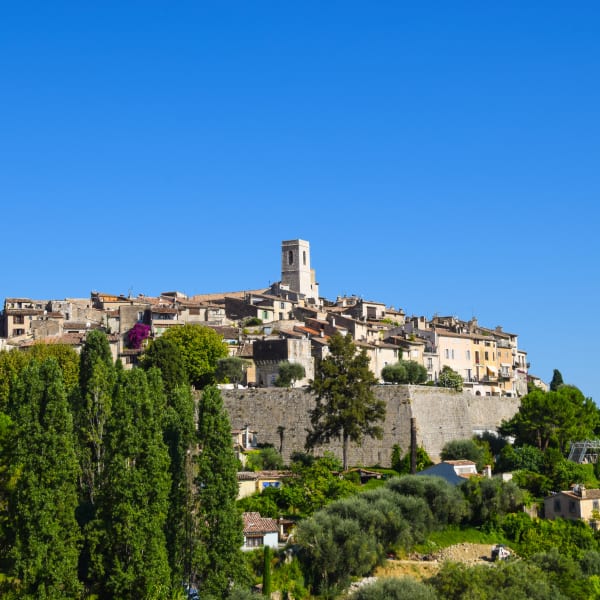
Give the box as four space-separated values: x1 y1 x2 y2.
445 349 450 359
280 302 285 309
245 536 264 548
137 311 144 322
303 250 306 266
569 501 576 514
594 500 599 511
451 349 455 359
288 251 294 265
13 315 24 324
13 328 25 336
485 352 489 361
554 499 561 512
427 358 433 369
466 350 471 360
263 311 269 319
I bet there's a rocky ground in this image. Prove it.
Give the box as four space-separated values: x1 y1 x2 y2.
373 543 504 581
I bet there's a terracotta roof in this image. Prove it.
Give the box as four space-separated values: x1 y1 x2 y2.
243 512 278 534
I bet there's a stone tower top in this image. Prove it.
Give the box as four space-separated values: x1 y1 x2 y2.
280 239 319 302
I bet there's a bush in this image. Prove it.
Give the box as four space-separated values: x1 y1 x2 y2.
351 577 437 599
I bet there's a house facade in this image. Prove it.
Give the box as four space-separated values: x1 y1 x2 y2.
544 485 600 526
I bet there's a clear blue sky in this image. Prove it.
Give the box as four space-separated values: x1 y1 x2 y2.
2 2 599 400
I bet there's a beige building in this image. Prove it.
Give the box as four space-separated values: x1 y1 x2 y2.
544 485 600 527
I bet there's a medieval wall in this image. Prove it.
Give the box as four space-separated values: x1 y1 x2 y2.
219 385 520 466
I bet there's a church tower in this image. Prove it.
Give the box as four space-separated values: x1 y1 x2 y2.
280 239 319 302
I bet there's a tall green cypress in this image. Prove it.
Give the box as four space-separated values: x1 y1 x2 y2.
140 340 196 584
8 359 82 598
75 330 116 508
194 385 245 598
90 367 172 599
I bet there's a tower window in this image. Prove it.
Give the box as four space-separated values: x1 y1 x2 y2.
303 251 306 266
288 251 294 265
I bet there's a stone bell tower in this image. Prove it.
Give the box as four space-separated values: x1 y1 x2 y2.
280 239 319 302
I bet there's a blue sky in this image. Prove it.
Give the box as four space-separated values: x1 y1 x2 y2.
2 2 599 400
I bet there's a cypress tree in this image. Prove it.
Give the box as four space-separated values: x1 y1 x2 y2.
8 359 82 597
194 385 245 598
75 330 116 508
263 545 272 597
90 367 171 599
550 369 564 391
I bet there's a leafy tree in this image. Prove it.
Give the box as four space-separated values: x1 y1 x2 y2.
386 475 468 527
26 342 80 393
216 356 248 387
295 511 379 596
275 455 356 517
381 362 407 384
274 360 306 388
495 443 545 473
245 446 285 471
89 367 172 599
0 350 27 411
194 386 245 597
307 332 385 470
160 324 229 388
140 335 188 394
430 560 565 600
441 439 486 470
381 360 427 384
392 445 433 475
438 365 463 391
498 386 599 452
550 368 564 391
461 477 525 526
8 359 82 598
351 577 437 600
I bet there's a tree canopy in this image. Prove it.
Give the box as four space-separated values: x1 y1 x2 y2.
499 386 599 452
274 360 306 387
156 324 229 388
437 365 463 391
307 333 385 470
381 360 427 384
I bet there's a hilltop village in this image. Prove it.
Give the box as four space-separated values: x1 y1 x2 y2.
0 239 542 397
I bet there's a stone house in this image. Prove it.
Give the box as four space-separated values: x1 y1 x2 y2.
253 336 314 387
242 512 279 550
544 485 600 527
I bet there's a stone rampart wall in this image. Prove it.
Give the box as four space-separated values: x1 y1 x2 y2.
219 385 520 466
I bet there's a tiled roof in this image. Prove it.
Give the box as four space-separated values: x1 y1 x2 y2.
243 512 278 534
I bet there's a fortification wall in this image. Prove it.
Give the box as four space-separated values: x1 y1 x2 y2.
219 385 520 466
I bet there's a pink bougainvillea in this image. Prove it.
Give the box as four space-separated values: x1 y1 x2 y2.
127 322 151 349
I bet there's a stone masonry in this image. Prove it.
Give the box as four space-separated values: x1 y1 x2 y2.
218 385 520 466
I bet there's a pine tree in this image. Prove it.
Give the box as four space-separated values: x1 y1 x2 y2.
90 367 171 599
307 332 385 470
194 385 245 598
8 359 82 597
